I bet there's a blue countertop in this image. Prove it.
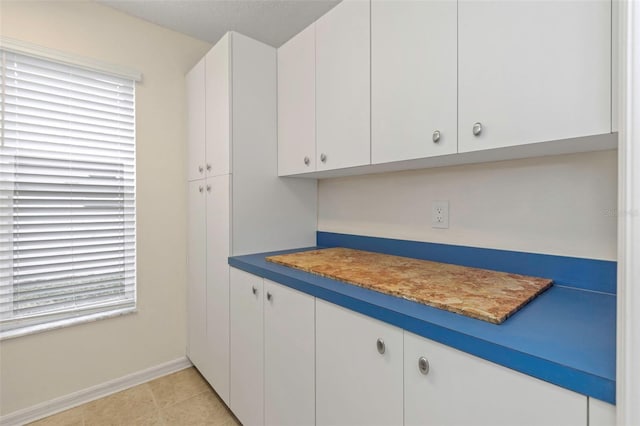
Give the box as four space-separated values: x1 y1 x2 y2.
228 234 616 404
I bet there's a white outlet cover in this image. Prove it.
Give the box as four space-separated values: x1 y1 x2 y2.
432 200 449 229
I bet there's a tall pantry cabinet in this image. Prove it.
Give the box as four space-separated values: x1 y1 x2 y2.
185 32 317 405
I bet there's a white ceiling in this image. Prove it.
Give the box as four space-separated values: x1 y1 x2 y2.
97 0 340 47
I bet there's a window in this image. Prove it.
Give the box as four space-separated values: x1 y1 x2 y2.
0 48 136 339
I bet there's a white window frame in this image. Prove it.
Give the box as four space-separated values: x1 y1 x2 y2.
0 38 142 340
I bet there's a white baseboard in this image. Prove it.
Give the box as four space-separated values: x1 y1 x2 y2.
0 357 192 426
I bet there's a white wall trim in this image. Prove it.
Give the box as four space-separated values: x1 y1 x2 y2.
0 357 192 426
0 36 143 82
616 0 640 424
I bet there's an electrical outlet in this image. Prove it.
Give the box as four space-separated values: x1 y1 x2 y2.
432 201 449 229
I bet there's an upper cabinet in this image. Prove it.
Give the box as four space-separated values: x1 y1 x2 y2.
186 36 232 180
186 58 206 181
277 0 615 178
315 0 371 171
278 25 316 176
371 0 457 164
205 36 231 176
458 0 611 152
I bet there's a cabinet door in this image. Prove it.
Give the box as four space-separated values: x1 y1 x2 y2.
458 0 611 152
264 280 315 426
230 268 264 426
186 181 207 370
404 331 586 426
278 25 316 176
204 175 230 404
589 398 616 426
316 300 403 426
186 58 205 181
371 0 457 164
205 33 231 176
316 0 370 171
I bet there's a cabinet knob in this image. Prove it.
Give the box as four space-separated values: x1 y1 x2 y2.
206 184 211 193
266 292 272 301
252 286 257 295
472 122 483 136
432 130 441 143
320 153 327 163
376 338 386 355
418 356 430 375
304 156 310 166
198 165 204 173
198 185 204 193
206 163 212 171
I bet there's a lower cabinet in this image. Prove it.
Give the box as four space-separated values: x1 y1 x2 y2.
264 280 316 426
315 299 404 426
230 268 264 426
404 331 587 426
589 398 616 426
227 269 601 426
229 268 315 426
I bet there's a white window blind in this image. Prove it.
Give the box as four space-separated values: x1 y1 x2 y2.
0 49 136 339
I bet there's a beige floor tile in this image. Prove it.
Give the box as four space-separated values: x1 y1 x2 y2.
160 392 237 426
29 368 239 426
84 384 157 426
123 411 165 426
28 407 84 426
148 368 210 409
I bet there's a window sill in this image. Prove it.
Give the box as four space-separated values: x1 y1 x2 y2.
0 307 138 341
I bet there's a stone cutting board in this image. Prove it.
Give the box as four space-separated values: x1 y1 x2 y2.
265 247 553 324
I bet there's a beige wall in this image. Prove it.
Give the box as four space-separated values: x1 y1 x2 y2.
319 150 617 261
0 1 211 415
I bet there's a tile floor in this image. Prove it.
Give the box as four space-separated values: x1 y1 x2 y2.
28 367 240 426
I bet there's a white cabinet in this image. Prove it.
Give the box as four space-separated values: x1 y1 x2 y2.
204 174 230 403
404 331 587 426
264 280 315 426
278 25 316 176
315 0 370 171
186 58 206 181
229 268 315 426
230 268 264 426
279 0 370 175
371 0 457 164
186 31 316 406
186 39 231 180
589 398 616 426
205 36 231 177
225 273 598 426
315 300 403 426
186 181 207 369
278 0 614 178
186 176 230 404
458 0 611 152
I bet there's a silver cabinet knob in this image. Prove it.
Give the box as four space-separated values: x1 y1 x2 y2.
304 156 310 166
472 122 483 136
418 356 430 375
206 184 211 193
251 286 257 295
198 165 204 173
376 338 386 355
266 292 272 301
198 185 204 193
320 153 327 163
432 130 441 143
206 163 212 171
